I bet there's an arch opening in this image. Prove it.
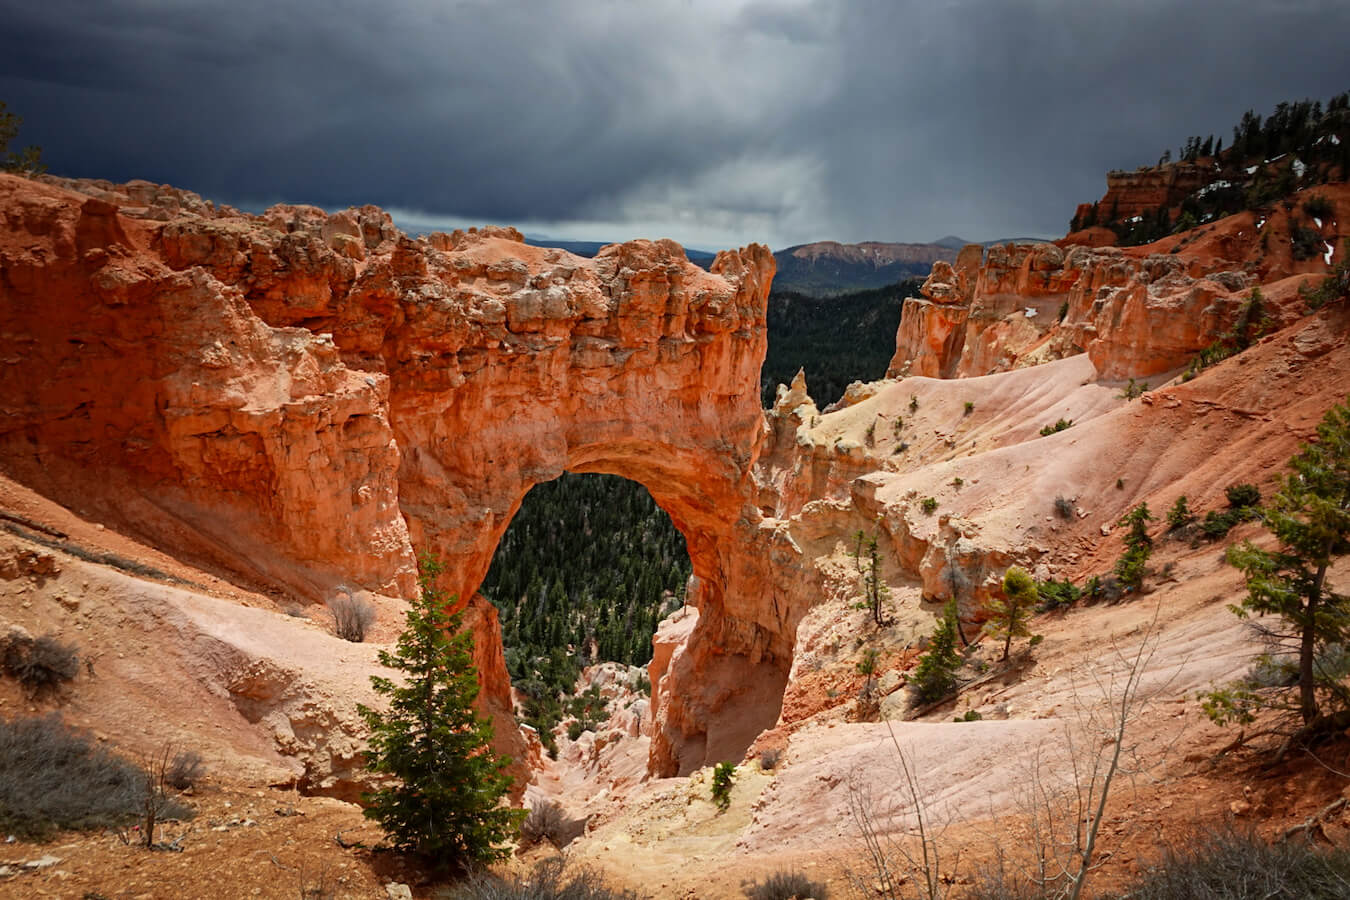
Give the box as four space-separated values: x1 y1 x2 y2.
479 471 690 758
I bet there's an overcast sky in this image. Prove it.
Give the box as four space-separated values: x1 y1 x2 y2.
2 1 1348 250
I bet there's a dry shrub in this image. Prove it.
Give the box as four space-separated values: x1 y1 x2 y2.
743 869 829 900
327 586 375 642
1 629 79 697
165 749 205 790
0 715 189 840
519 798 585 849
439 857 638 899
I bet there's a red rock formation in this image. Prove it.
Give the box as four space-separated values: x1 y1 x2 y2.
888 184 1348 381
0 172 778 778
1076 162 1214 224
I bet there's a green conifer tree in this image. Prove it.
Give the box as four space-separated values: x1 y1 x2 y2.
912 599 962 704
989 566 1038 661
358 554 523 869
1224 398 1350 727
1115 503 1155 590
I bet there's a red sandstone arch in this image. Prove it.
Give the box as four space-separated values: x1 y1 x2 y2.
0 174 791 776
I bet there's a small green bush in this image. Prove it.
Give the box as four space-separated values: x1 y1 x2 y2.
1036 578 1082 610
1224 482 1261 509
1291 223 1323 261
1303 193 1333 221
912 600 962 704
909 395 919 413
964 401 975 415
711 762 736 811
1200 508 1243 539
954 709 983 722
1166 495 1196 531
920 497 938 514
1039 418 1073 437
743 869 830 900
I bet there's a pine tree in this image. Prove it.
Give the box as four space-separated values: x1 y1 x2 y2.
989 566 1038 661
1225 398 1350 727
1114 503 1155 590
358 554 523 869
912 599 962 704
1166 495 1196 531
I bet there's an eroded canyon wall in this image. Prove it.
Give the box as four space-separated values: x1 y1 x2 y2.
0 172 782 776
889 185 1346 382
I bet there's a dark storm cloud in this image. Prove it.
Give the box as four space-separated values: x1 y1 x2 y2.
2 0 1348 248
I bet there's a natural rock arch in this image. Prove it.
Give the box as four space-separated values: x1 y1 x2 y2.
0 173 793 777
381 236 787 774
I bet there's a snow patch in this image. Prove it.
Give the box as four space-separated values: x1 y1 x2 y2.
1245 165 1259 174
1024 307 1037 318
1333 135 1342 146
1256 217 1266 231
1314 217 1323 229
1126 215 1143 224
1327 242 1336 266
1293 159 1307 178
1194 180 1232 198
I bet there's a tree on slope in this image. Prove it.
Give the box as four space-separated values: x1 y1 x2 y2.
359 554 523 869
1223 398 1350 732
988 566 1038 661
912 599 962 704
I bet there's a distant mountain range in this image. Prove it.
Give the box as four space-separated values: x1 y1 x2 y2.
770 240 955 295
522 236 719 267
524 234 1053 296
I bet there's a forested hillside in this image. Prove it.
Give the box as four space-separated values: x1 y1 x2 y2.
479 473 689 748
760 278 919 406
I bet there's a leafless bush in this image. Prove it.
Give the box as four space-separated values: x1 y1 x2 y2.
165 749 205 790
519 798 585 849
846 731 959 900
138 744 196 849
1115 826 1350 899
0 715 187 840
0 630 79 698
439 857 639 899
327 586 375 642
743 869 829 899
1053 496 1075 520
759 747 782 771
985 605 1173 900
282 603 307 618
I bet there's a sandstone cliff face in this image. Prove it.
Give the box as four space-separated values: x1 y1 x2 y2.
0 173 778 778
888 185 1347 382
1074 162 1214 225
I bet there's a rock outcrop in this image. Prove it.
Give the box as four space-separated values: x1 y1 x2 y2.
0 173 778 777
1074 162 1214 225
888 185 1347 381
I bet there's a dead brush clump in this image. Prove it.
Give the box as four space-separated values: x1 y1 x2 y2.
326 585 375 642
518 798 586 849
742 869 829 900
0 714 190 840
0 628 79 697
439 857 639 900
